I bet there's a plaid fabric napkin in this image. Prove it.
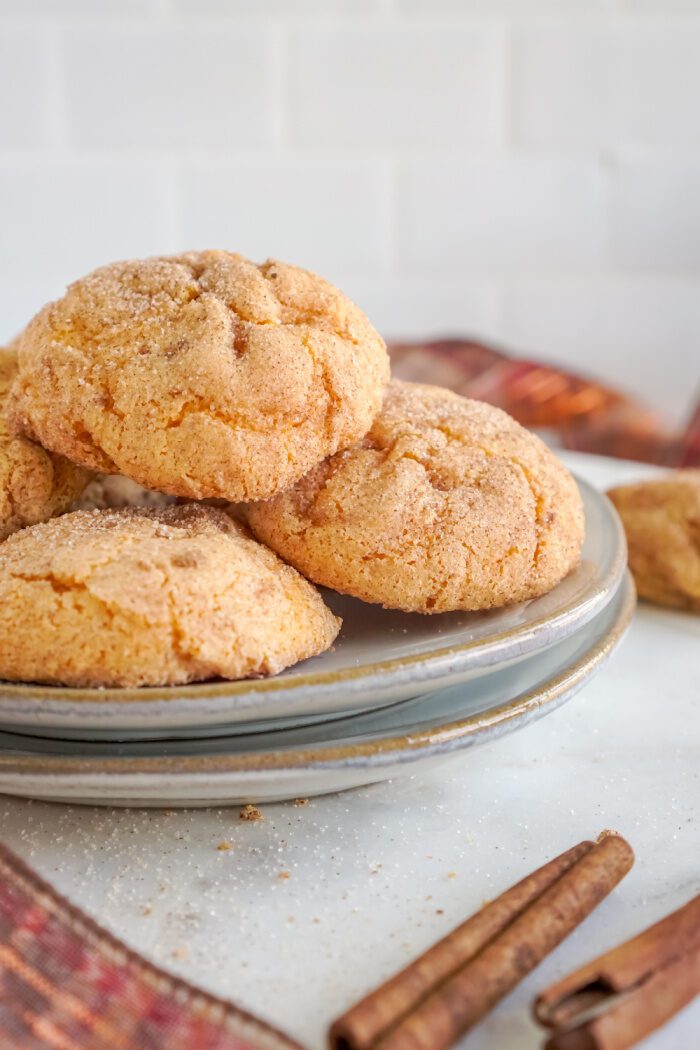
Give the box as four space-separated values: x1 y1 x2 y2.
0 842 301 1050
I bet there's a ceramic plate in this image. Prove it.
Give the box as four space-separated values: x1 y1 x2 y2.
0 571 635 806
0 479 626 740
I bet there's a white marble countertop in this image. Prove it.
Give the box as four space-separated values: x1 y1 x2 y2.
1 451 698 1049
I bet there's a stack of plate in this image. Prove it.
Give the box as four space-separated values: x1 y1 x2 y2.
0 479 633 807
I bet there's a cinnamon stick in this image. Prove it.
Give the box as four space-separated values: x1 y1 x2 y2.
330 839 592 1050
535 894 700 1050
329 831 634 1050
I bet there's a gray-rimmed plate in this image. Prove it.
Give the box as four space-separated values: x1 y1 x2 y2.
0 571 635 806
0 479 626 740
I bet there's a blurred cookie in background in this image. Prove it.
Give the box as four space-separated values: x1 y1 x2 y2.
608 472 700 613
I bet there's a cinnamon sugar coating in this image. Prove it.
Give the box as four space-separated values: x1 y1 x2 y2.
246 381 585 613
0 504 340 687
608 472 700 612
11 251 389 502
0 348 88 541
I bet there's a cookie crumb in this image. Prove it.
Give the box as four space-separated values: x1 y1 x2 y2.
239 804 263 822
278 870 290 880
293 798 309 807
217 841 232 852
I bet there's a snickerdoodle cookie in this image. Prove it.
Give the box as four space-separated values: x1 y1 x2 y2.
608 472 700 612
0 348 88 541
0 504 340 687
11 252 389 502
245 381 585 613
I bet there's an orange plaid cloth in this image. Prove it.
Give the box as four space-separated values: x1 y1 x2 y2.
0 843 300 1050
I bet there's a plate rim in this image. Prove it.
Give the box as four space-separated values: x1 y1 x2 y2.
0 572 636 780
0 478 626 722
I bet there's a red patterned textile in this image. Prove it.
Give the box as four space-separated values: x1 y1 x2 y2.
0 842 301 1050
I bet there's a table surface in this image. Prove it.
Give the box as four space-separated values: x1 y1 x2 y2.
1 451 698 1050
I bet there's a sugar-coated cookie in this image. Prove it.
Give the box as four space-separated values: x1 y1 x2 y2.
12 252 389 502
608 471 700 612
0 348 88 541
246 381 585 613
0 504 340 687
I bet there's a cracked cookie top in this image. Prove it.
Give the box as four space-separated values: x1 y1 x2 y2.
0 503 341 688
245 380 585 613
608 471 700 612
0 347 89 541
11 251 389 502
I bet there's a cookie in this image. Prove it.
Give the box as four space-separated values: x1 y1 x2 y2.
12 251 389 502
245 380 585 613
608 471 700 612
72 474 176 512
0 504 340 687
0 348 88 541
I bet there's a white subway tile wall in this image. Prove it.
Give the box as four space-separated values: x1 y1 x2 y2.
180 156 392 275
64 25 276 149
512 22 700 148
288 23 505 147
398 156 608 270
0 25 52 148
0 1 698 423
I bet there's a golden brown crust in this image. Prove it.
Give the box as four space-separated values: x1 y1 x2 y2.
0 348 89 541
11 252 389 502
0 504 341 688
246 380 585 613
608 472 700 612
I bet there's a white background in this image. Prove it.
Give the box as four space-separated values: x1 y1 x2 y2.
1 0 699 424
